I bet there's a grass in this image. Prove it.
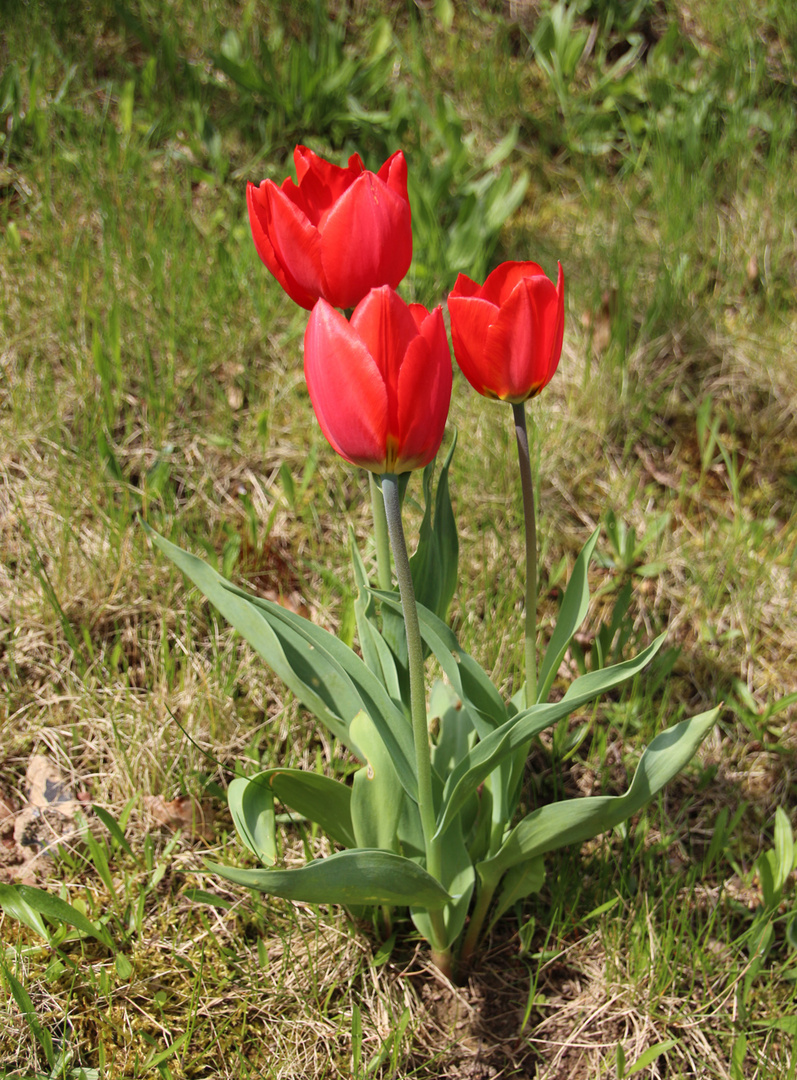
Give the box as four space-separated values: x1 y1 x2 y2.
1 0 796 1075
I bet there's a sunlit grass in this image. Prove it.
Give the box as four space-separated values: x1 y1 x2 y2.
2 0 796 1075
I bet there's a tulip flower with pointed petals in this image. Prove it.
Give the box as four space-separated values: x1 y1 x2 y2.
247 146 413 312
447 261 565 403
304 287 452 475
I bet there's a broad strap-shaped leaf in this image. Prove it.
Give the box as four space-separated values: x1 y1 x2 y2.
410 815 475 950
407 433 459 624
206 849 452 909
229 769 357 863
477 706 720 886
375 592 507 733
408 459 443 619
349 528 402 702
537 528 599 704
147 527 418 803
221 580 417 798
228 775 277 865
487 856 545 932
433 431 459 621
435 636 665 839
350 711 404 851
430 679 475 779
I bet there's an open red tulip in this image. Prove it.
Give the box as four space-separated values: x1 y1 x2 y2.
304 287 452 475
247 146 413 311
447 261 564 403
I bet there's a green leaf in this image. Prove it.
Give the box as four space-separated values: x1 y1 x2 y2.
626 1039 679 1074
230 768 357 861
375 592 507 733
146 527 417 802
93 804 135 859
407 435 458 624
0 883 50 942
537 528 599 704
488 857 545 931
410 816 474 949
774 806 794 893
349 528 401 701
477 707 720 884
0 957 54 1067
16 886 114 949
227 775 276 865
430 679 474 778
350 711 404 851
436 637 665 839
433 432 458 620
205 849 452 909
271 769 356 849
409 460 442 619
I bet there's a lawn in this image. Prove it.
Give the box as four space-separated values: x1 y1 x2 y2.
1 0 796 1076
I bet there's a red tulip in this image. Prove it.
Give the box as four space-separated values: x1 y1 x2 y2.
304 287 452 475
447 261 565 403
247 146 412 311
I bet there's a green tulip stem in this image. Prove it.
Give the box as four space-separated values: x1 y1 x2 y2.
369 472 392 591
512 402 538 708
381 473 449 962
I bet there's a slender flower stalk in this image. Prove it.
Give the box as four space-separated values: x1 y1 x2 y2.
381 474 451 972
512 402 538 707
369 473 392 590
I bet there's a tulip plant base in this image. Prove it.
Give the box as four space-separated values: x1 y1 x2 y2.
148 521 718 978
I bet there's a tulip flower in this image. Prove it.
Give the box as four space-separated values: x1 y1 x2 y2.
247 146 413 311
304 286 452 475
447 261 565 403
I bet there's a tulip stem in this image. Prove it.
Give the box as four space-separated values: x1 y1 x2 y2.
368 472 392 590
381 473 449 962
512 402 538 708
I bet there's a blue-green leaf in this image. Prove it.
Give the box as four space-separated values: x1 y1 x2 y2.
206 849 452 909
478 707 720 884
146 527 418 803
228 774 276 865
435 636 665 839
537 528 599 704
375 592 507 733
349 528 401 702
411 815 474 949
488 856 545 931
350 711 404 851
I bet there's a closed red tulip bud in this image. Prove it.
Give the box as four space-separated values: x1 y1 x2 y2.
304 287 452 475
447 261 565 403
247 146 412 311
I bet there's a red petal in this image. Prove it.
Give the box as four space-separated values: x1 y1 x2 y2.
350 287 420 425
448 272 482 300
247 182 318 310
479 261 547 306
395 307 452 472
319 173 412 309
304 301 388 471
377 150 410 205
263 183 329 309
482 274 561 401
291 145 364 226
447 294 500 398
